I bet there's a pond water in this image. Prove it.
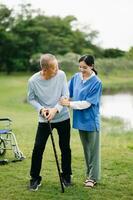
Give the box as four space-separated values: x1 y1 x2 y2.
101 93 133 129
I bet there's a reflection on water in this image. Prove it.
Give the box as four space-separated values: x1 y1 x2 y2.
101 93 133 128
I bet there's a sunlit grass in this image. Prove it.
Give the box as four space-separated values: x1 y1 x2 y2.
0 74 133 200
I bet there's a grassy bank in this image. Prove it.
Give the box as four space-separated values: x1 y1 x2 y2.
100 71 133 94
0 75 133 200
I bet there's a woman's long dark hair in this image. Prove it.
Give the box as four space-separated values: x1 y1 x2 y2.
79 55 98 75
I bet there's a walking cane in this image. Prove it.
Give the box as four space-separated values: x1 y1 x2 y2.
46 113 65 193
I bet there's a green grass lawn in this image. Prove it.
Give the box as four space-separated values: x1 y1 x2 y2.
0 75 133 200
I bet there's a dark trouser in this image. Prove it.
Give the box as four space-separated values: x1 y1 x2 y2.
30 119 72 180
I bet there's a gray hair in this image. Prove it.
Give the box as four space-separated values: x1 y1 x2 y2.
40 53 56 69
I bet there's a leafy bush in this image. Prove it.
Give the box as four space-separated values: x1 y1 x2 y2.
57 52 80 73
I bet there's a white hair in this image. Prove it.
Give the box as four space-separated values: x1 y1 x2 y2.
40 53 56 69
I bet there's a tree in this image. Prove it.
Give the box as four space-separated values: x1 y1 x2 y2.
125 47 133 59
0 3 103 73
104 48 125 58
0 4 15 73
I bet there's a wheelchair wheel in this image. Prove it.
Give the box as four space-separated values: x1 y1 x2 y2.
0 138 6 156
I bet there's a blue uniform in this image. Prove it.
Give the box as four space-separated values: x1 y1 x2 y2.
69 73 102 132
69 72 102 181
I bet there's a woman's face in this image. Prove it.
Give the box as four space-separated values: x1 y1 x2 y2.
79 61 92 75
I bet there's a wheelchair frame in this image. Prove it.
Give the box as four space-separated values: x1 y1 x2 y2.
0 118 25 161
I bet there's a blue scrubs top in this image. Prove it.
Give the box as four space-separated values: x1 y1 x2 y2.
69 73 102 132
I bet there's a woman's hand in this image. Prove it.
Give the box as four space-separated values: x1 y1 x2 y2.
59 98 70 107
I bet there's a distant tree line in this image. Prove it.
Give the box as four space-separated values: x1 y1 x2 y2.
0 3 132 74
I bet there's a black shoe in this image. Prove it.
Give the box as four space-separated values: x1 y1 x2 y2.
62 175 72 187
29 178 42 191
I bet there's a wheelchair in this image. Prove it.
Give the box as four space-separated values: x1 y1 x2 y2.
0 118 25 162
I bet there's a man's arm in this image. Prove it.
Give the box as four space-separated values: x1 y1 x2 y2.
27 80 44 113
54 72 69 113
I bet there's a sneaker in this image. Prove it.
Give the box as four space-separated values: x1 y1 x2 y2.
29 178 41 191
61 175 72 187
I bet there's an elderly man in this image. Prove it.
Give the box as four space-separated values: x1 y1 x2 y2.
27 53 72 191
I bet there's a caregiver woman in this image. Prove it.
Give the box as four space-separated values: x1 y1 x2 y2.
60 55 102 188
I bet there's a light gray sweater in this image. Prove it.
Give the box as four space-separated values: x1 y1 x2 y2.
27 70 70 122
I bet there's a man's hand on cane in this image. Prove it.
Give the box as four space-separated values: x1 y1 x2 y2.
40 108 58 121
45 108 58 121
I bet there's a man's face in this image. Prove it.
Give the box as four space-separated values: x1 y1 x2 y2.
43 59 59 79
